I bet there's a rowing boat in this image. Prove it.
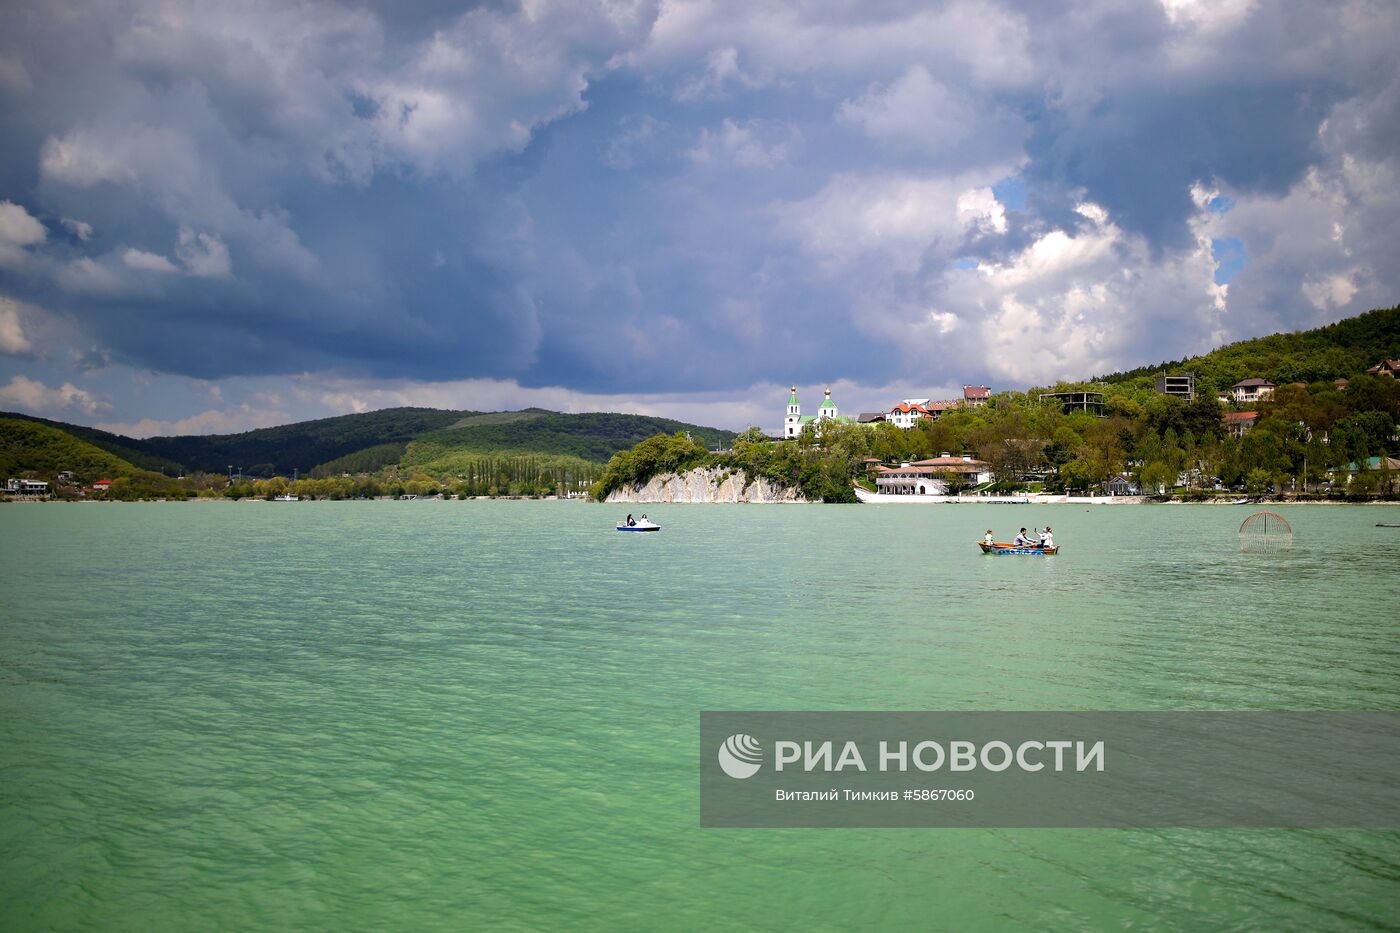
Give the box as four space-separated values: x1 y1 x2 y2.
978 541 1059 556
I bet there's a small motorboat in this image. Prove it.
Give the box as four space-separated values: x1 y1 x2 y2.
1228 497 1250 505
616 519 661 532
978 541 1058 556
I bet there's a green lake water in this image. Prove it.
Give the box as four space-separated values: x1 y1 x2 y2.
2 500 1399 931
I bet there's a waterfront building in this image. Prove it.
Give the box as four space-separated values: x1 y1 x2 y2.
873 455 992 494
1103 474 1140 496
1366 359 1399 378
5 478 49 496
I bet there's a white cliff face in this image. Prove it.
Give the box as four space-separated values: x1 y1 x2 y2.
603 467 809 503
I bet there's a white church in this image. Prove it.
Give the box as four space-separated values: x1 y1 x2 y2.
783 386 853 438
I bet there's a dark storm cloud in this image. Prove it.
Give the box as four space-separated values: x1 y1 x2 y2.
0 0 1397 406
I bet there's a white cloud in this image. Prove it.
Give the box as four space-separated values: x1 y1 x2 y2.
39 128 147 188
1160 0 1255 33
0 200 46 266
780 170 1009 272
687 118 791 168
956 187 1008 236
61 218 93 240
675 46 759 101
838 66 1026 162
1302 270 1359 311
122 248 179 274
176 228 232 278
634 2 1033 90
0 297 33 355
96 404 290 438
52 257 121 296
0 374 101 416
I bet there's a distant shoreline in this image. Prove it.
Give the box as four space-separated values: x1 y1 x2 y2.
4 495 1398 506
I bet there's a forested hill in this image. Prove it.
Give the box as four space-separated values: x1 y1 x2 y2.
400 411 737 470
138 407 469 475
1093 304 1399 391
0 406 738 478
0 418 145 481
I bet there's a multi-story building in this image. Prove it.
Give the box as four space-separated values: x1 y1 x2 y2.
962 385 991 407
1038 391 1106 415
886 400 932 428
1155 372 1196 401
1229 378 1275 403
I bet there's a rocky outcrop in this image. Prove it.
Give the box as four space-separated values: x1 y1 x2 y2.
604 467 809 503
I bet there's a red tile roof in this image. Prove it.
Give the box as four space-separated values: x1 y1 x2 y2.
963 385 991 399
1223 411 1259 422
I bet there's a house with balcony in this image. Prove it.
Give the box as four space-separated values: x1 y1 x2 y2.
962 385 991 407
887 400 932 428
1230 378 1275 403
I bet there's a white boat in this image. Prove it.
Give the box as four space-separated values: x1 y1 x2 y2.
616 519 661 532
273 494 299 501
1228 497 1250 505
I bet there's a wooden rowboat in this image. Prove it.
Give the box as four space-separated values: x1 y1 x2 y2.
978 541 1059 556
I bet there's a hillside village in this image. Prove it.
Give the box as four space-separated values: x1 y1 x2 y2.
774 353 1400 499
4 309 1399 503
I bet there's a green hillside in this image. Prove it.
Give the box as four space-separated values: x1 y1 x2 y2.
401 411 736 469
0 412 185 473
1093 304 1399 393
136 407 469 475
1 406 739 480
0 418 142 482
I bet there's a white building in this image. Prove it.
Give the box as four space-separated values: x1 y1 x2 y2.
6 478 49 496
887 401 932 428
1229 378 1275 403
873 455 992 494
783 386 852 437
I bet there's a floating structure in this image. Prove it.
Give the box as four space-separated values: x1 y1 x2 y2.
1239 511 1292 552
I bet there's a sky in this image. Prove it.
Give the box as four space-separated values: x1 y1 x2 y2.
0 0 1397 436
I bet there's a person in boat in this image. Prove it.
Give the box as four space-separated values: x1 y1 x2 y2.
626 513 636 526
1013 528 1033 547
1041 526 1054 548
983 529 995 546
640 513 649 523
